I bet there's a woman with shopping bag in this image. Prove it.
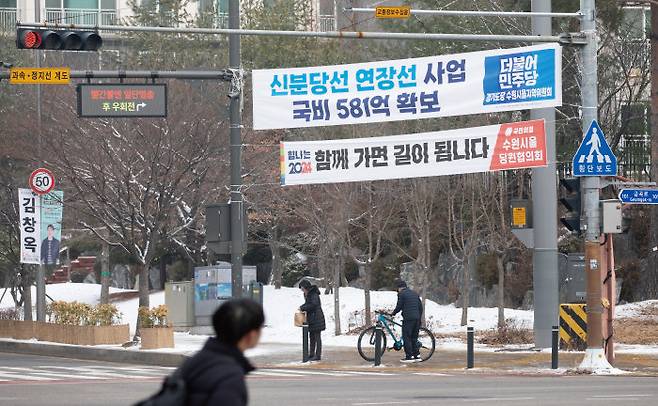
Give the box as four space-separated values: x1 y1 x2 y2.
298 280 326 362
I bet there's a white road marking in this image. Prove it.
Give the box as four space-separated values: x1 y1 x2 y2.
590 394 651 398
331 370 397 376
463 397 535 402
0 371 56 381
251 371 308 377
38 366 155 379
412 372 451 376
353 402 419 405
1 367 106 380
267 369 351 377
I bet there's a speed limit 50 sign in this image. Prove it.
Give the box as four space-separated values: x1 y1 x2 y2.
29 168 55 195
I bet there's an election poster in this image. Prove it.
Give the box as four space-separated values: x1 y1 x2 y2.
253 44 561 130
280 119 546 186
18 188 64 265
18 188 41 264
40 191 64 266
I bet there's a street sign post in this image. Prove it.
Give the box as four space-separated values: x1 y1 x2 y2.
572 120 617 177
77 83 167 117
375 6 411 19
618 189 658 204
9 68 70 84
29 168 55 195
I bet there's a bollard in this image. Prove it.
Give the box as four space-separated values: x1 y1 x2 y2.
302 324 309 363
466 326 474 369
551 325 559 369
374 326 383 366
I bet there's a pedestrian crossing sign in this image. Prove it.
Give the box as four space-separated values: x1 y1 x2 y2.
572 120 617 177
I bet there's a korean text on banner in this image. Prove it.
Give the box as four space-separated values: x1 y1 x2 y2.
280 120 546 186
18 188 41 264
253 44 561 130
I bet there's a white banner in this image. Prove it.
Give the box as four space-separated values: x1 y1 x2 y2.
18 188 41 264
280 120 546 186
253 44 561 130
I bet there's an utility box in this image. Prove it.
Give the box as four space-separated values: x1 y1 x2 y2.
165 281 195 331
244 282 264 306
601 199 622 234
194 263 257 326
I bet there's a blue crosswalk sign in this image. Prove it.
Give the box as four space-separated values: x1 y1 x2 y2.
572 120 617 177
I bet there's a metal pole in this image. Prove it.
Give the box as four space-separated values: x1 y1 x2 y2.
0 70 234 80
466 326 474 369
551 325 559 369
228 0 243 298
16 22 568 44
35 0 45 321
374 325 383 366
346 7 582 19
302 324 309 362
578 0 611 371
530 0 559 349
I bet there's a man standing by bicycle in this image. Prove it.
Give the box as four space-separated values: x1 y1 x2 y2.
391 280 423 363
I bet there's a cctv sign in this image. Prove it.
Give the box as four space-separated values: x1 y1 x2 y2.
77 83 167 117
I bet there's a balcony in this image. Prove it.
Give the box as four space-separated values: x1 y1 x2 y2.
318 14 335 31
0 7 16 33
45 8 117 26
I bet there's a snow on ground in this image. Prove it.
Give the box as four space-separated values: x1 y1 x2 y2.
615 300 658 319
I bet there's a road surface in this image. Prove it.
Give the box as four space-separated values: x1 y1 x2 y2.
0 352 657 405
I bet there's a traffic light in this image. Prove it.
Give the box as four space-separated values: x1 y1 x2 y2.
16 28 102 51
559 177 582 234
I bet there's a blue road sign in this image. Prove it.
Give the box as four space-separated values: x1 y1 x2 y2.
572 120 617 177
619 189 658 204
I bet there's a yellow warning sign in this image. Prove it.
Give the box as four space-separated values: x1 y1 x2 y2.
9 68 70 84
512 207 527 228
375 6 411 19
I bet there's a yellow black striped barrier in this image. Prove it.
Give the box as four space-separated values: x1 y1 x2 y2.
559 303 587 350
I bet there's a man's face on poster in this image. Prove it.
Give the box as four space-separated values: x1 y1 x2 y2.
47 225 55 239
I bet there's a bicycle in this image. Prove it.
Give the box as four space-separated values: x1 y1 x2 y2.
357 311 436 362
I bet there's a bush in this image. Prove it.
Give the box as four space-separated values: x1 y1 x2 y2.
0 307 21 321
48 301 122 326
478 318 533 346
138 305 169 328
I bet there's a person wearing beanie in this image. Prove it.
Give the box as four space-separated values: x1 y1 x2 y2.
299 279 326 361
392 280 423 363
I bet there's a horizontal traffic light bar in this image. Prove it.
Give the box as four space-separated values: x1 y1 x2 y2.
0 69 234 82
16 28 102 51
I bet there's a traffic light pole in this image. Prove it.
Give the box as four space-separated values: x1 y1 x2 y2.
579 0 612 371
228 0 243 298
530 0 559 349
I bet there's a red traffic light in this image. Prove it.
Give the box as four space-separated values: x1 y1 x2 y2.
19 30 42 49
16 28 102 51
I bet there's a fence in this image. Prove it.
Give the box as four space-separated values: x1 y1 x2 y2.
0 7 16 33
45 8 116 26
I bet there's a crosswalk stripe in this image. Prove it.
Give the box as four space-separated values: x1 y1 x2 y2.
0 371 56 381
39 366 155 379
330 371 397 376
267 369 351 377
252 371 308 377
0 367 105 380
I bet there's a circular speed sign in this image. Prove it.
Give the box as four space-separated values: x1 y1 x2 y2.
29 168 55 195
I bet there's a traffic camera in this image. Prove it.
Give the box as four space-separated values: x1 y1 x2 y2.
16 28 102 51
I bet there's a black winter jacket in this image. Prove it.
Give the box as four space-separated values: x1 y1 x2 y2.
180 337 254 406
300 285 326 332
392 288 423 320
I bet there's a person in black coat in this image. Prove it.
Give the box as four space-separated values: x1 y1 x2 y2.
180 299 264 405
391 281 423 362
299 279 326 361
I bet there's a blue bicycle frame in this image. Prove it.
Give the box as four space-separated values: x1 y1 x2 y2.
376 313 404 350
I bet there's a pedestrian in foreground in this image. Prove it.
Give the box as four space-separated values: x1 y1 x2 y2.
136 298 264 406
299 279 326 361
391 280 423 363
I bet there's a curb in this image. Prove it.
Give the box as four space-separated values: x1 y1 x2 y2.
0 340 188 367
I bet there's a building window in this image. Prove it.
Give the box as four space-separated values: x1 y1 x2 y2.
0 0 16 8
621 6 650 41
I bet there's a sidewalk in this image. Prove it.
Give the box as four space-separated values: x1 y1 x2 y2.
3 336 658 376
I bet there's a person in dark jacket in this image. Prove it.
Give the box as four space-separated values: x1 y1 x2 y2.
391 280 423 363
181 298 264 405
299 279 326 361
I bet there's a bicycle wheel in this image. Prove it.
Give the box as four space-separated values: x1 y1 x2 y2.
416 327 436 362
357 326 388 362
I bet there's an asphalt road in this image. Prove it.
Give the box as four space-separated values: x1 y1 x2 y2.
1 352 658 406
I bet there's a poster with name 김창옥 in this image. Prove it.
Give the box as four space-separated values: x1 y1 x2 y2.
280 120 546 186
253 43 561 130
